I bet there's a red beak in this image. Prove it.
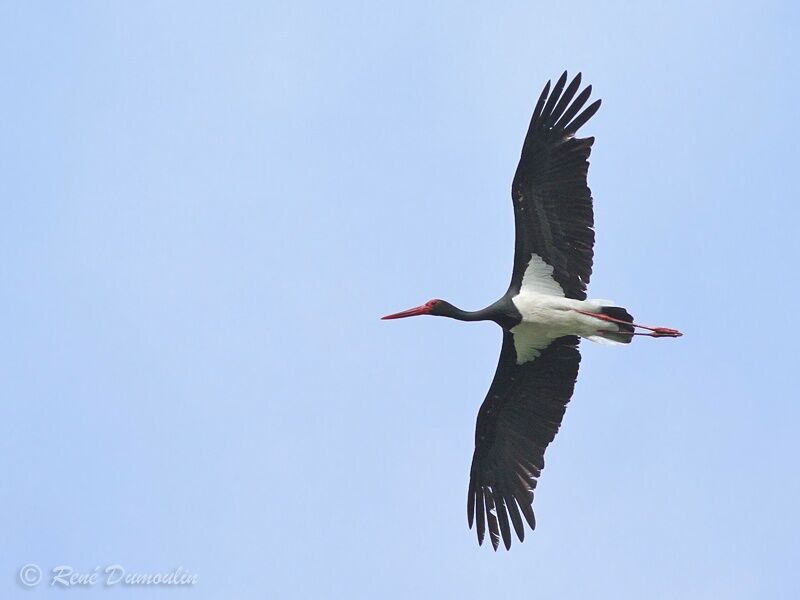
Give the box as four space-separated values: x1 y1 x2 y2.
381 303 432 320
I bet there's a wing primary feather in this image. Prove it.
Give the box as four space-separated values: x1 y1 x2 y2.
565 98 602 135
519 499 536 530
475 487 486 545
554 85 592 132
526 80 551 142
540 71 568 125
506 471 535 533
506 496 526 542
484 491 501 551
467 479 476 528
495 493 513 550
545 72 581 128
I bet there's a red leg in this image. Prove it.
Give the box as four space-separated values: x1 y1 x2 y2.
577 310 682 338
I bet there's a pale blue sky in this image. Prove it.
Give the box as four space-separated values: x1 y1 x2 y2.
2 1 799 598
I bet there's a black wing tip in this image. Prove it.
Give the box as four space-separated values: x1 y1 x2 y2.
469 486 536 551
565 98 602 135
532 71 601 136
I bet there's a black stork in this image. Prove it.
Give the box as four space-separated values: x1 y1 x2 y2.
383 72 682 550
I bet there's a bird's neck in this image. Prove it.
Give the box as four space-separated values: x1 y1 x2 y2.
447 308 485 322
441 304 496 323
438 297 519 329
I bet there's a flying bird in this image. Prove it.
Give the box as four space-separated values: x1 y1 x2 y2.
382 72 682 550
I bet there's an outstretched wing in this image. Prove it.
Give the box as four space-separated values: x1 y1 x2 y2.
467 333 581 550
510 71 600 300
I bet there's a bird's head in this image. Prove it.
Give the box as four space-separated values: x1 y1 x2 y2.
381 299 449 320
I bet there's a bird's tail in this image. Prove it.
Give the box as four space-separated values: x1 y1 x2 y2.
589 305 635 345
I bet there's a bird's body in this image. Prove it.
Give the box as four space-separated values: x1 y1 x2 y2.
511 293 622 351
383 72 681 550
